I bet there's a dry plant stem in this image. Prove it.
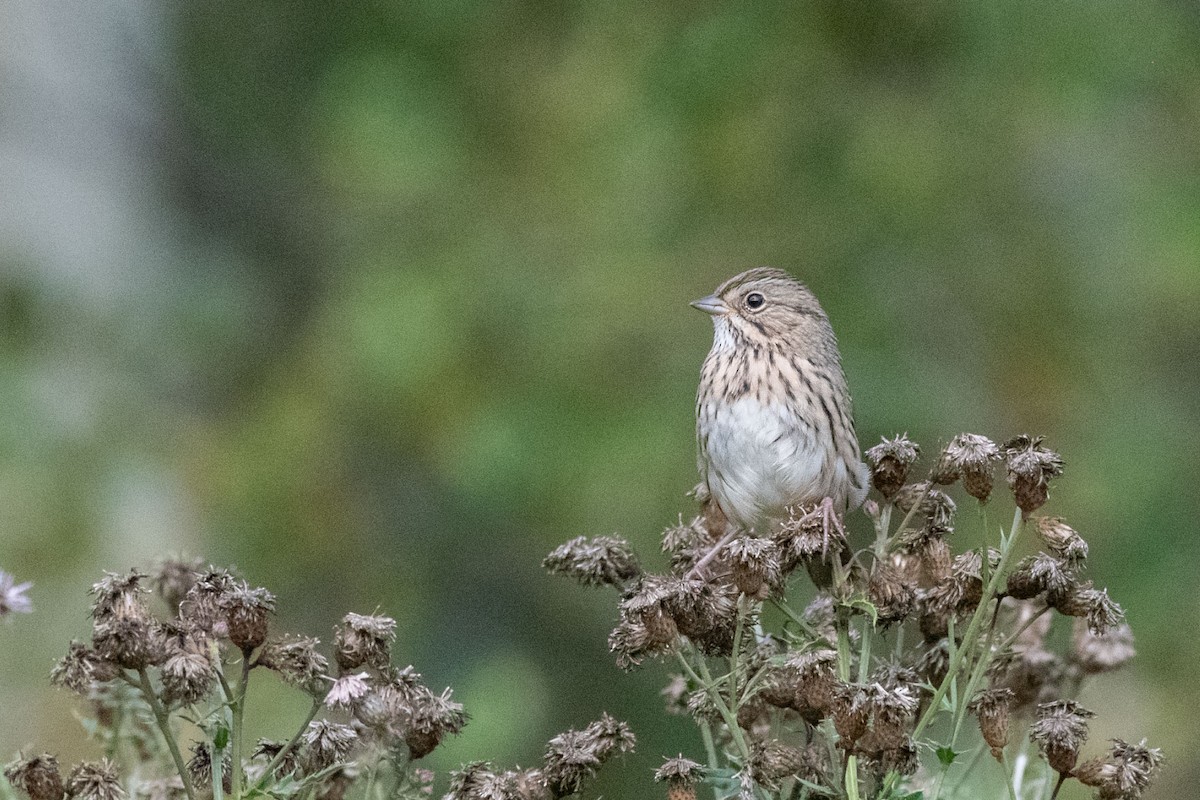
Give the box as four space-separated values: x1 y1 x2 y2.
136 668 198 800
230 656 251 800
834 609 861 800
252 698 323 791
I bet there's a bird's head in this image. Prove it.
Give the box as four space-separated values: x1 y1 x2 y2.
691 267 829 344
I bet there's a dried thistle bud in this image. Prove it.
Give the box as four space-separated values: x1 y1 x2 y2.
251 739 298 780
934 434 1001 501
866 684 919 750
179 570 237 636
661 517 708 572
186 742 231 792
258 637 330 697
654 756 704 800
5 754 65 800
64 761 124 800
444 761 494 800
912 533 953 586
333 613 397 672
91 593 167 670
1049 582 1125 635
867 561 915 626
1030 699 1095 775
894 483 956 529
1071 619 1136 674
161 635 216 706
543 535 642 588
866 435 920 499
300 721 357 774
1035 517 1089 568
777 504 847 564
789 649 838 724
996 648 1065 713
404 687 468 759
916 638 954 686
1003 435 1064 514
51 642 119 694
223 583 275 652
749 740 805 787
151 558 203 613
542 731 601 798
1074 738 1163 799
1007 553 1071 600
723 536 781 599
831 683 871 749
969 688 1015 760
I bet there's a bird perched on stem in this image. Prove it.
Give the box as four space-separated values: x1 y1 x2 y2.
690 268 868 573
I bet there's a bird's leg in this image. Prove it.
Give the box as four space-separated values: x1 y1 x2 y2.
687 528 739 579
817 496 847 542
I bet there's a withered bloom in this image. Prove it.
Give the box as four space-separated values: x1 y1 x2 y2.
0 570 33 618
916 638 954 686
543 535 642 588
51 642 119 695
251 740 297 780
934 433 1002 501
894 483 956 530
64 761 124 800
1007 554 1071 600
866 435 920 499
831 683 871 750
1074 738 1163 800
1049 582 1125 635
258 637 330 697
660 517 709 573
161 635 216 706
1030 699 1095 775
867 561 916 625
224 583 275 652
748 741 805 788
776 504 847 565
969 688 1015 760
5 754 65 800
1003 435 1064 514
542 715 634 797
178 570 237 636
333 613 397 672
299 721 357 774
325 671 371 709
654 756 704 800
866 683 919 751
1071 620 1136 674
91 592 166 671
1035 517 1089 568
723 536 782 599
403 687 467 759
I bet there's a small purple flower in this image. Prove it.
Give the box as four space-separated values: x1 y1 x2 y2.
0 570 33 618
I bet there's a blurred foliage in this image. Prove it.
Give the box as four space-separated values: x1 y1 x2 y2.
2 1 1199 798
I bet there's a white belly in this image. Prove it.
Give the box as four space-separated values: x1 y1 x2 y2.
699 397 830 529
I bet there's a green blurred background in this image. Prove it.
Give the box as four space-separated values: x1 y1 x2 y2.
1 2 1197 797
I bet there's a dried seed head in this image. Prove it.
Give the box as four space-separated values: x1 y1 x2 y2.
934 434 1001 501
969 688 1015 760
1075 739 1163 799
1030 700 1095 774
916 638 954 686
64 761 124 800
161 635 216 707
995 648 1066 713
1007 554 1072 600
723 536 782 599
866 435 920 499
224 583 275 653
51 642 119 695
543 535 642 588
914 533 953 587
894 483 956 529
661 516 709 573
179 570 238 636
867 562 916 626
1035 517 1089 568
251 739 298 781
5 754 65 800
1071 620 1136 674
185 742 230 791
300 721 357 774
789 649 839 724
777 504 847 563
91 596 167 670
1004 435 1065 514
831 683 872 749
866 684 919 750
543 718 631 799
403 686 468 759
1049 582 1125 635
333 613 397 672
655 755 704 800
258 637 330 697
748 741 805 787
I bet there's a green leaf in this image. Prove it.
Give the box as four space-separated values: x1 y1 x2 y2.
213 725 230 749
844 594 879 625
936 746 959 766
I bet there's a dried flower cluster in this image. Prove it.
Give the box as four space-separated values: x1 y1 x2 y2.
6 560 631 800
547 433 1161 800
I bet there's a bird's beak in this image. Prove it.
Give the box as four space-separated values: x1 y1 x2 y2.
690 294 728 315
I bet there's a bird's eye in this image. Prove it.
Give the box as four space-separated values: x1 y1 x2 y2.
745 292 765 310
